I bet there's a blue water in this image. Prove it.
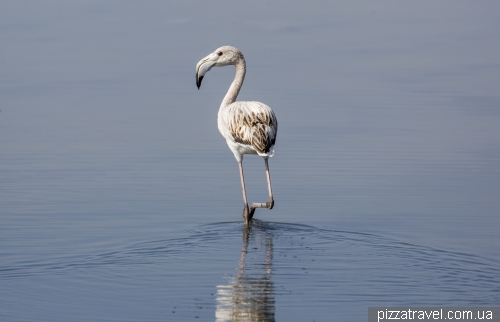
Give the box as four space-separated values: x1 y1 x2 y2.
1 1 500 321
2 220 499 321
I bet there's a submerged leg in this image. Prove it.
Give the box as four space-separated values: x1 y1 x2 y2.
250 158 274 211
238 161 255 224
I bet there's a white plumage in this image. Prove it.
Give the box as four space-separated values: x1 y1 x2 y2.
196 46 278 223
219 101 277 160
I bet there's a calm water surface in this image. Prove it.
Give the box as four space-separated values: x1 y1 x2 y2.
1 1 500 321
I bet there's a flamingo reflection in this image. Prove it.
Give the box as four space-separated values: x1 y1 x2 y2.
215 221 275 322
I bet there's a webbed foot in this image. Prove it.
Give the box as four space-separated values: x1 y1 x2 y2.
243 205 255 224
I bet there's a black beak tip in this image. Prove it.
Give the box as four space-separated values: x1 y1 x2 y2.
196 75 203 90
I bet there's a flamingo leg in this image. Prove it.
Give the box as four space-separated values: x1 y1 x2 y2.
238 161 254 224
250 158 274 212
264 158 274 209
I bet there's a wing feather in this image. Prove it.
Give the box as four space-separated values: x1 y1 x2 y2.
223 101 277 155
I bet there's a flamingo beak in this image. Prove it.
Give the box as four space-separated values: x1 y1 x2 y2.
196 53 218 89
196 75 204 89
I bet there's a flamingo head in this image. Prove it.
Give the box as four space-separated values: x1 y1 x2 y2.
196 46 243 89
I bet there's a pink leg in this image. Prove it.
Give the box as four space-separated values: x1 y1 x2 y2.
250 158 275 211
238 161 254 223
264 158 274 209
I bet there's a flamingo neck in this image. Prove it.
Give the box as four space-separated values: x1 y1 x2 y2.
220 59 246 109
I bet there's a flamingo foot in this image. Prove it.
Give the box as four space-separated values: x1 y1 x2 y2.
243 205 255 224
250 197 274 212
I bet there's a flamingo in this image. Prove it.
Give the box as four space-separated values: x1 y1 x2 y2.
196 46 278 224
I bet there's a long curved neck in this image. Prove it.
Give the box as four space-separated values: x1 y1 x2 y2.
220 58 246 108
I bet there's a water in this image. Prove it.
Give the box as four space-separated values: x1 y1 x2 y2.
1 1 499 321
2 220 500 321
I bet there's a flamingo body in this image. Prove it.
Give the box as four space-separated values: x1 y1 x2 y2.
218 101 277 162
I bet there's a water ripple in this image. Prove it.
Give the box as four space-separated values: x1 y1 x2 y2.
1 220 499 310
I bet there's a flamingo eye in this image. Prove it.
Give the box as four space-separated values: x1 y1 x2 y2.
217 51 223 56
